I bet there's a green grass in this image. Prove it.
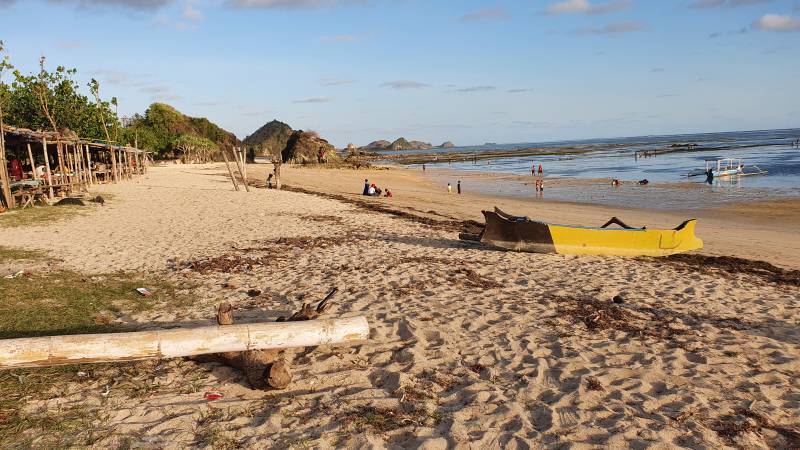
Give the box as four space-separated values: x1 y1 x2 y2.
0 265 192 447
0 246 46 261
0 270 186 339
0 204 86 228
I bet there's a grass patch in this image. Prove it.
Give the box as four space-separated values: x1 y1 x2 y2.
0 246 46 261
0 269 189 339
0 204 87 229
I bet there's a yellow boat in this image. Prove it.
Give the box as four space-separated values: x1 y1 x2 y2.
466 208 703 257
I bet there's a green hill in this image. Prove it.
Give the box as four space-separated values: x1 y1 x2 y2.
242 120 293 158
123 103 239 161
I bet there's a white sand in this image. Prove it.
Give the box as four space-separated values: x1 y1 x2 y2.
3 164 799 449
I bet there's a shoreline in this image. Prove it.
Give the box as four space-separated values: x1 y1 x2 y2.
248 163 800 269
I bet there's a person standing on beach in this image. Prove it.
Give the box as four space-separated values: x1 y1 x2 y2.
538 164 543 175
532 163 535 175
457 180 461 194
363 179 370 196
422 164 426 172
447 183 452 194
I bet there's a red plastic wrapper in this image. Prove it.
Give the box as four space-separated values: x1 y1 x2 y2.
204 392 224 401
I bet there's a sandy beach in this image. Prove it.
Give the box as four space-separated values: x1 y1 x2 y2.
2 163 799 449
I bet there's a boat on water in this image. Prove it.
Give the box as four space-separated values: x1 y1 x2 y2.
461 208 703 257
687 158 767 179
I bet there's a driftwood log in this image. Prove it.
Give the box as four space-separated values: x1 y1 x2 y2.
202 288 338 390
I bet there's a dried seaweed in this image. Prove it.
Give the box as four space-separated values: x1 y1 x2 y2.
660 254 800 287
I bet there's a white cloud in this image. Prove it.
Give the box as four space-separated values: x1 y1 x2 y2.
689 0 770 8
381 80 429 90
225 0 367 9
182 1 202 20
752 13 800 32
320 78 354 86
546 0 630 15
577 21 644 34
293 97 333 103
451 85 496 93
458 7 506 22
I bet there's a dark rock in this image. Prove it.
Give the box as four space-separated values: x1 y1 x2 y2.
54 198 85 206
89 195 105 205
612 295 625 304
439 141 455 148
281 130 340 164
247 289 262 297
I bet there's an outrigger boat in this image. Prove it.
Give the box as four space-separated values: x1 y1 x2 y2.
687 158 767 179
461 208 703 257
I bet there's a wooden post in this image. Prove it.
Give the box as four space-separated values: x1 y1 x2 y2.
110 146 118 183
42 137 53 199
0 127 14 209
85 145 93 185
26 143 38 181
273 161 282 190
232 148 249 192
56 142 67 195
0 317 369 369
221 148 240 191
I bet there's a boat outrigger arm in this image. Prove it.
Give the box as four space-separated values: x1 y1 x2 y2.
463 207 703 257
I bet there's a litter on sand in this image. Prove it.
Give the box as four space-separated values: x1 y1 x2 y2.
135 287 152 297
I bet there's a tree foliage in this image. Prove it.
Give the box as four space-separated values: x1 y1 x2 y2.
0 47 238 160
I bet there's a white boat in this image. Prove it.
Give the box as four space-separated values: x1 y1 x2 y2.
687 158 767 178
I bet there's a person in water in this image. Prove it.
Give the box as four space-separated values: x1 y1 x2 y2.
363 179 370 196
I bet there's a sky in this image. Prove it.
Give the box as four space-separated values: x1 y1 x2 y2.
1 0 799 147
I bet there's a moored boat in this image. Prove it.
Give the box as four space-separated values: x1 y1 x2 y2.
464 208 703 257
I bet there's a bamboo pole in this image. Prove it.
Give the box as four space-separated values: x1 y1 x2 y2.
26 143 38 181
232 148 249 192
221 148 240 191
42 137 53 199
0 316 369 369
57 142 67 194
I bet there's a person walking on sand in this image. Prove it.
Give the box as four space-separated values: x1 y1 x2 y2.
447 183 452 194
457 180 461 195
363 179 370 196
422 164 426 172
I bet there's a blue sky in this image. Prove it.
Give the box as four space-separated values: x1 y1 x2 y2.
1 0 799 146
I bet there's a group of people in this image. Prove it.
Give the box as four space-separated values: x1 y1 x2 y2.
531 163 543 176
362 179 392 198
534 178 544 192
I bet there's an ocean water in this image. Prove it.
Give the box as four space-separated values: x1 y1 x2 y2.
389 128 800 210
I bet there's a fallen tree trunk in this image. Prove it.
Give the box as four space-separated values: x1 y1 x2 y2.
0 316 369 369
200 288 341 389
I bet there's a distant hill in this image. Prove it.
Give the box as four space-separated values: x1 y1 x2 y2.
361 137 434 151
124 103 239 161
243 120 294 158
440 141 455 148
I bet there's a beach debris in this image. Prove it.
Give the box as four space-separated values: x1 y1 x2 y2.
89 195 105 206
586 376 604 391
100 385 111 397
452 268 502 289
196 287 353 390
204 392 224 401
54 197 85 206
4 270 24 279
710 407 800 447
76 371 89 378
660 254 800 287
135 287 152 297
246 289 261 297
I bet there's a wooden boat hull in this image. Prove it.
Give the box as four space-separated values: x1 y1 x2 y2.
479 210 703 257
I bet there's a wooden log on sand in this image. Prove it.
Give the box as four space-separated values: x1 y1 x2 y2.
0 316 369 370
